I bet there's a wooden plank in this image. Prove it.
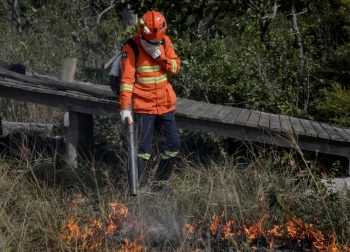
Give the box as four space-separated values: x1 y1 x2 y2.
290 117 305 135
208 105 234 122
0 80 119 117
299 119 317 137
175 98 194 116
343 128 350 141
0 67 115 99
333 126 350 142
175 98 190 112
176 116 350 158
225 107 242 124
176 98 185 107
343 128 350 140
198 104 224 121
269 114 281 132
177 100 205 118
234 109 251 126
246 110 261 128
183 101 214 119
309 121 330 140
178 99 199 114
258 112 269 129
320 122 345 141
280 115 293 134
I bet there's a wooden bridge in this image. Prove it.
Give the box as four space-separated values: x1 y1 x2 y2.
0 60 350 170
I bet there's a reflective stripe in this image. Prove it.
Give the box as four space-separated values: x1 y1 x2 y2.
171 59 177 73
136 74 167 84
165 150 179 157
137 65 161 73
120 84 134 91
161 150 179 159
137 153 151 160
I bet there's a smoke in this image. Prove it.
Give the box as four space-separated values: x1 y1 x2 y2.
121 192 184 249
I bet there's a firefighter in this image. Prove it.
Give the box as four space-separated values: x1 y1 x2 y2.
119 10 181 189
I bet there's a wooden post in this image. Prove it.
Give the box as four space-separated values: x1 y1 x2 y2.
60 58 77 82
61 58 93 168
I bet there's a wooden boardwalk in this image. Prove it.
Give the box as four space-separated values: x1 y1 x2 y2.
176 98 350 159
0 66 350 162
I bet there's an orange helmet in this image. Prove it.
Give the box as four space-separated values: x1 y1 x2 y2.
139 11 167 43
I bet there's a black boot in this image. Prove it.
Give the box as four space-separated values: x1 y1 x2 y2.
154 157 176 181
138 157 149 188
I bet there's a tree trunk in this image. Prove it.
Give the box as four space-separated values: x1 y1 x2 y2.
122 5 137 26
290 1 310 111
291 2 305 68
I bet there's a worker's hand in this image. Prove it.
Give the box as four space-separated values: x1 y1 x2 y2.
120 109 133 125
140 38 161 59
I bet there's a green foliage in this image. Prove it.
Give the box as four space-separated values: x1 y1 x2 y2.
175 25 310 114
1 0 349 120
0 0 130 78
94 117 124 149
316 83 350 126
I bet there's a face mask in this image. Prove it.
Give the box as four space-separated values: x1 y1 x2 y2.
140 37 161 60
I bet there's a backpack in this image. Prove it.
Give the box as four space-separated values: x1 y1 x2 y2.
108 38 139 95
108 38 166 95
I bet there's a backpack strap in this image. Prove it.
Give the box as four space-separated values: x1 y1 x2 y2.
161 38 166 49
125 38 139 59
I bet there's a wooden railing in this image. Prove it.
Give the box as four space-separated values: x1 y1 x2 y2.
1 59 350 171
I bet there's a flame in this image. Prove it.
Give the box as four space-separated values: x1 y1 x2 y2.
62 215 105 250
210 212 222 236
62 195 350 251
223 220 234 239
105 201 129 235
209 212 235 239
185 223 196 235
267 225 283 249
62 216 80 240
245 213 268 240
116 239 144 252
185 212 350 251
61 197 145 251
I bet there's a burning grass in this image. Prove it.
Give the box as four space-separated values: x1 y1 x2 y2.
0 151 350 251
59 196 350 251
185 212 350 251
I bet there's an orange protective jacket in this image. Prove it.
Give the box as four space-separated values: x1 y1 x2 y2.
119 34 180 115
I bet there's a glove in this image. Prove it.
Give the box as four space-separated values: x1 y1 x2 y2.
120 109 133 125
140 38 161 59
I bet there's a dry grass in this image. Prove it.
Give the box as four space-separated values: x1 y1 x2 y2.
0 100 349 250
0 145 349 251
0 99 63 123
